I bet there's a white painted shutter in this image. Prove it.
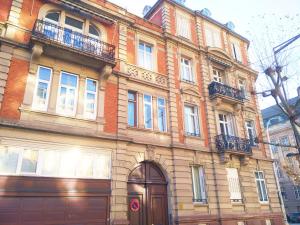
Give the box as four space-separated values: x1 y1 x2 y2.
226 168 242 200
199 167 206 200
235 43 242 62
205 28 213 47
213 31 221 48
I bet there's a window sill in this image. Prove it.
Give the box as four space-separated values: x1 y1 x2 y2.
231 201 244 206
259 201 269 205
193 202 208 207
181 79 197 85
127 126 170 135
21 107 99 123
185 133 201 139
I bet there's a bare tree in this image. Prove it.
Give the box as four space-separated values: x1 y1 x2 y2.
247 13 300 182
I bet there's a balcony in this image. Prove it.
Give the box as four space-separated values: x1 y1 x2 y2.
215 134 252 155
31 19 116 69
208 81 244 105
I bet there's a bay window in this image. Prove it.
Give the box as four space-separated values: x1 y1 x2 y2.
84 78 98 119
57 72 78 116
144 94 153 129
32 66 52 111
184 105 200 136
157 97 167 132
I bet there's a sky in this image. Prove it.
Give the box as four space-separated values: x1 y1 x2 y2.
109 0 300 109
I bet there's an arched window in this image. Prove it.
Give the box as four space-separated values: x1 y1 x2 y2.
43 12 60 39
88 24 101 40
45 12 60 24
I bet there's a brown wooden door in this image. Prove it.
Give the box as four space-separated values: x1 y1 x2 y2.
128 162 168 225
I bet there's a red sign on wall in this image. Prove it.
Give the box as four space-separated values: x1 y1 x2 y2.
130 198 140 212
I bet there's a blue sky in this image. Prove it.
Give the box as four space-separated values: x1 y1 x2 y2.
110 0 300 109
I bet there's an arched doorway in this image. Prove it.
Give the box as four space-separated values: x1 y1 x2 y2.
128 161 169 225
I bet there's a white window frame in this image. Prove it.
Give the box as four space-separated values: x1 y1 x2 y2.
157 97 167 132
84 78 98 120
138 41 153 70
144 94 153 129
181 57 194 82
32 66 52 111
184 105 200 136
212 68 223 83
218 113 234 136
238 78 248 99
255 171 269 203
177 14 190 39
0 146 111 179
231 42 242 62
191 166 207 203
226 168 242 202
63 15 84 47
205 27 221 48
245 120 256 144
56 71 79 116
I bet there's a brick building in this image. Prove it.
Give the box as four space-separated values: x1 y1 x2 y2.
0 0 283 224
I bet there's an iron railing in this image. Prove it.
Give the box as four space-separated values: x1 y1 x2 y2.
208 81 245 101
32 19 115 62
215 134 252 154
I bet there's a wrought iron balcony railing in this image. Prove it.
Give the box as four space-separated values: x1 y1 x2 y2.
215 134 252 155
32 19 115 62
208 81 244 101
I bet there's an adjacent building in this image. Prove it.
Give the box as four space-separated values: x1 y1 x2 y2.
262 96 300 215
0 0 283 224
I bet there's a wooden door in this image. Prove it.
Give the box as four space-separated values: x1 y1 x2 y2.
128 162 168 225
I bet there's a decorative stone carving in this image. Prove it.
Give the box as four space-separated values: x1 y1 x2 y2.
241 156 250 166
31 43 44 60
126 64 168 88
220 152 230 164
146 144 156 161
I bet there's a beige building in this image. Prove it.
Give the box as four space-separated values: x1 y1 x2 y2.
0 0 283 224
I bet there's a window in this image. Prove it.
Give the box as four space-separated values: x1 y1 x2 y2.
191 166 207 203
84 78 98 119
184 105 200 136
245 120 256 145
294 186 300 199
226 168 242 202
281 186 287 200
88 24 101 54
64 16 84 48
270 139 278 153
181 57 193 82
280 136 289 151
265 220 272 225
212 68 224 83
219 113 234 136
0 146 111 179
44 12 60 39
177 15 190 39
255 171 269 202
57 72 78 116
205 27 221 48
138 42 153 70
231 42 242 62
32 66 52 111
144 94 153 129
238 79 248 98
157 97 167 132
128 91 137 127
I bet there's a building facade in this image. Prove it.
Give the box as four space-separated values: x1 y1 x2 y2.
0 0 283 224
262 97 300 215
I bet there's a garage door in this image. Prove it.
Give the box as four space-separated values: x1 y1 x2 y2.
0 176 111 225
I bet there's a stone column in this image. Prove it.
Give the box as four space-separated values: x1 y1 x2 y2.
22 62 39 108
0 44 13 110
76 76 86 118
48 68 60 114
152 96 158 131
138 92 144 129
